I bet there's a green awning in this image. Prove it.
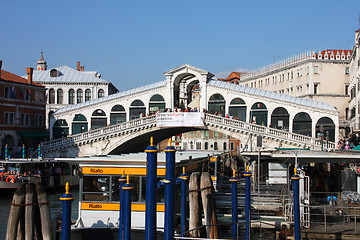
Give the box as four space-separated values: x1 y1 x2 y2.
20 132 49 138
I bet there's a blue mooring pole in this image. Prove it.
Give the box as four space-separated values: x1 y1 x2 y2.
292 168 301 240
145 137 158 240
123 175 134 240
22 144 25 159
229 169 239 239
5 144 8 160
118 172 127 240
60 182 74 240
176 166 188 238
244 165 252 240
164 138 176 240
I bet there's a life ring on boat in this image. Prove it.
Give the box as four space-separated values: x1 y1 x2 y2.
6 176 15 183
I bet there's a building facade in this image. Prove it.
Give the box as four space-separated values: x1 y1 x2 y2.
0 61 47 158
27 53 118 128
235 50 351 138
349 30 360 133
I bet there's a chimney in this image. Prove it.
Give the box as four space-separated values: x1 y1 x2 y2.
0 60 2 79
77 61 80 71
80 66 85 71
26 67 33 85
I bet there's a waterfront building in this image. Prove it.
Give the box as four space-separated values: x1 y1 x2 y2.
27 53 118 128
235 50 351 137
0 61 47 158
349 29 360 133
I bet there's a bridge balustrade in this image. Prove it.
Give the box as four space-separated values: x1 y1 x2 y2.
43 113 335 153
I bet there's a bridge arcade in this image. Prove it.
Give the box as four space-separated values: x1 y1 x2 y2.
49 64 339 152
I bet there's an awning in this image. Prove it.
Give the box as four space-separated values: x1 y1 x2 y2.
20 132 49 138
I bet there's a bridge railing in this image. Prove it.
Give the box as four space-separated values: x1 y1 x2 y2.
204 114 335 149
43 115 157 150
43 113 335 151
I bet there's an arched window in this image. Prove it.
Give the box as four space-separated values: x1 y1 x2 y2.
229 97 246 121
214 142 218 150
271 107 289 130
77 89 83 103
85 89 91 101
149 94 165 114
205 142 209 150
223 142 227 151
52 119 69 139
208 94 225 116
72 114 88 135
49 89 55 104
293 112 312 137
250 102 268 126
110 105 126 125
316 117 335 142
98 89 105 98
57 89 63 104
130 100 146 120
50 69 59 77
69 89 75 104
91 109 107 130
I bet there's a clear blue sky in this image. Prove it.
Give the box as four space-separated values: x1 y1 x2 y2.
1 0 359 91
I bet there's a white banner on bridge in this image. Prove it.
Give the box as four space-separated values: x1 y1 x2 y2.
156 112 205 127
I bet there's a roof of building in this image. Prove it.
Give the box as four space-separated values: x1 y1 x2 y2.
1 69 44 87
55 80 167 114
27 65 110 84
208 79 337 112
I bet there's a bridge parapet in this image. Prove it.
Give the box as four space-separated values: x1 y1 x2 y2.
204 114 335 150
42 113 335 156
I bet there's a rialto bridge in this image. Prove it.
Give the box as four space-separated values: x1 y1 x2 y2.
44 64 339 157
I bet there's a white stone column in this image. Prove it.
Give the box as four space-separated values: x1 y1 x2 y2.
199 75 207 111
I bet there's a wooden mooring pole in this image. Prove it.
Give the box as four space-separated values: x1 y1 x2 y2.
25 183 35 240
36 183 53 240
189 172 201 237
6 183 25 240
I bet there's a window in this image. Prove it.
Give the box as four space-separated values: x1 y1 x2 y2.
49 89 55 104
57 89 63 104
314 66 319 74
35 114 43 127
231 142 235 151
98 89 105 98
25 114 30 126
77 89 83 103
345 67 350 75
196 142 201 150
85 89 91 101
25 89 30 101
69 89 75 104
223 142 227 151
4 87 9 98
50 69 59 77
314 84 319 94
214 131 218 138
4 112 14 125
306 66 309 75
20 114 25 125
345 85 349 95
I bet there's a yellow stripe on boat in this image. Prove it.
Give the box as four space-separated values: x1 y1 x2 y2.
82 167 166 176
81 202 165 212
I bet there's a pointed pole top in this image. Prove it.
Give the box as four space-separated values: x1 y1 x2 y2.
168 138 172 146
122 170 125 177
233 169 236 178
294 167 297 175
150 137 153 146
127 174 130 184
246 165 249 172
182 166 185 174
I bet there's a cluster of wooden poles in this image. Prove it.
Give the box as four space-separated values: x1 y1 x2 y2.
6 183 53 240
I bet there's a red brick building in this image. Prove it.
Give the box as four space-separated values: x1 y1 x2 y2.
0 61 47 158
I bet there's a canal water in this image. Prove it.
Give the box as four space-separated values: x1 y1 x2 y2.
0 189 79 239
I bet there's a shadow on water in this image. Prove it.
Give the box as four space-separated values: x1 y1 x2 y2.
0 188 79 239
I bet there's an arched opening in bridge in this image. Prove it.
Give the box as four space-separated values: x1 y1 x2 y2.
315 117 335 142
271 107 289 130
1 135 15 159
72 114 88 135
149 94 165 114
250 102 268 126
53 119 69 139
110 105 126 125
208 94 225 116
91 109 107 130
130 100 146 120
229 98 246 121
173 73 199 109
186 81 200 110
293 112 312 137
